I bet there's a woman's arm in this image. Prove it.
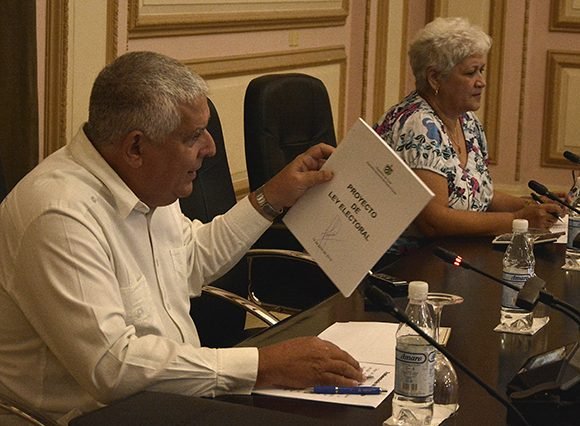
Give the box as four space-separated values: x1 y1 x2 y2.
488 190 527 212
413 170 517 237
413 170 560 237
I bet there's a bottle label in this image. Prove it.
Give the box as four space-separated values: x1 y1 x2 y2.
501 271 531 309
567 216 580 249
394 338 435 398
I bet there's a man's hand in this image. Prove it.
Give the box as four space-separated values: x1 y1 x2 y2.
255 336 365 389
258 143 335 212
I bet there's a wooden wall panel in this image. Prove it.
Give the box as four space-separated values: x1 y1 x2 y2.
542 50 580 167
128 0 348 37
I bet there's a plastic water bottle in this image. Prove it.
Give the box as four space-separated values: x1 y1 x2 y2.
500 219 535 331
565 177 580 270
391 281 435 425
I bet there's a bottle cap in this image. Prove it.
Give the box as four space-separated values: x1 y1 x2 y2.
408 281 428 300
512 219 529 233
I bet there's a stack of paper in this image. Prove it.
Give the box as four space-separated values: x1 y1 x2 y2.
283 118 434 297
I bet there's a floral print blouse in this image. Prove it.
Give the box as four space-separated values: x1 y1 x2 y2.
373 91 494 213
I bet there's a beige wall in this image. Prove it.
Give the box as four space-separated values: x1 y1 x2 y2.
39 0 355 196
483 0 580 196
37 0 579 197
362 0 580 196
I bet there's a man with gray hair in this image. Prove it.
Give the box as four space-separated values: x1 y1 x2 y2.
0 51 363 424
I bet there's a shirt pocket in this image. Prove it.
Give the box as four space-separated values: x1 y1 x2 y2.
170 246 200 297
119 275 154 329
169 246 187 279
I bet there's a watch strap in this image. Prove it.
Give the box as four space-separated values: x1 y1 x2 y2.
255 185 283 221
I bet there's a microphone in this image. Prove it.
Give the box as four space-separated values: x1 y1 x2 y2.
516 276 545 311
433 247 579 323
433 248 532 308
365 283 531 426
564 150 580 164
528 180 580 214
432 247 580 419
432 247 580 323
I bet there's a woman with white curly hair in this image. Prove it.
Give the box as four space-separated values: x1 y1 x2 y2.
374 17 561 240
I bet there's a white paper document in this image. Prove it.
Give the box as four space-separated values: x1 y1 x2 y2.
253 322 398 408
553 215 568 243
283 118 434 297
252 361 393 408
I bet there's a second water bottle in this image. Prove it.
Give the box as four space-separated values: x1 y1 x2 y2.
391 281 435 425
500 219 535 331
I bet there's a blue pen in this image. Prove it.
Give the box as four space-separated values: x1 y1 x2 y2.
312 386 385 395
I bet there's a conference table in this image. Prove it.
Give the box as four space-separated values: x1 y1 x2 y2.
72 237 579 425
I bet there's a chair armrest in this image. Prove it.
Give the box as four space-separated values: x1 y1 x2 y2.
0 393 58 426
246 248 316 264
202 285 279 326
243 248 334 315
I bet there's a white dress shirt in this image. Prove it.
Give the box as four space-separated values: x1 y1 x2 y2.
0 127 271 423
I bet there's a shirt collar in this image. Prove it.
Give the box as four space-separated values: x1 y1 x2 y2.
68 125 150 218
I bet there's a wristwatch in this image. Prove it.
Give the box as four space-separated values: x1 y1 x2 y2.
255 185 283 221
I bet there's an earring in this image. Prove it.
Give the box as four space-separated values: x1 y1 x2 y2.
435 87 439 96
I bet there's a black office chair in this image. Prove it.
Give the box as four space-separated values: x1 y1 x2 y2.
241 74 339 311
180 98 278 347
244 73 337 190
181 98 335 344
243 73 337 252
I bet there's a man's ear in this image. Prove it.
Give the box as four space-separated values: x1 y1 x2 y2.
121 130 145 168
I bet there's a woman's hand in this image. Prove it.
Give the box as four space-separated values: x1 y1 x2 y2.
515 203 563 230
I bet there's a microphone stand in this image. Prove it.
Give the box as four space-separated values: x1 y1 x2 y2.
433 247 580 325
365 284 531 426
432 246 580 422
517 276 580 325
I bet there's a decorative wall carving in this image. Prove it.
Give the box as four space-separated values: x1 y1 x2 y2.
44 1 68 156
484 0 506 164
542 50 580 167
128 0 348 38
550 0 580 32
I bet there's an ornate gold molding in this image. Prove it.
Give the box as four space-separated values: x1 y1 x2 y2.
184 46 346 79
484 0 506 164
371 0 388 122
515 0 530 181
399 1 410 101
44 1 120 156
127 0 349 38
44 1 68 156
370 0 411 121
106 0 119 64
542 50 580 168
550 0 580 32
